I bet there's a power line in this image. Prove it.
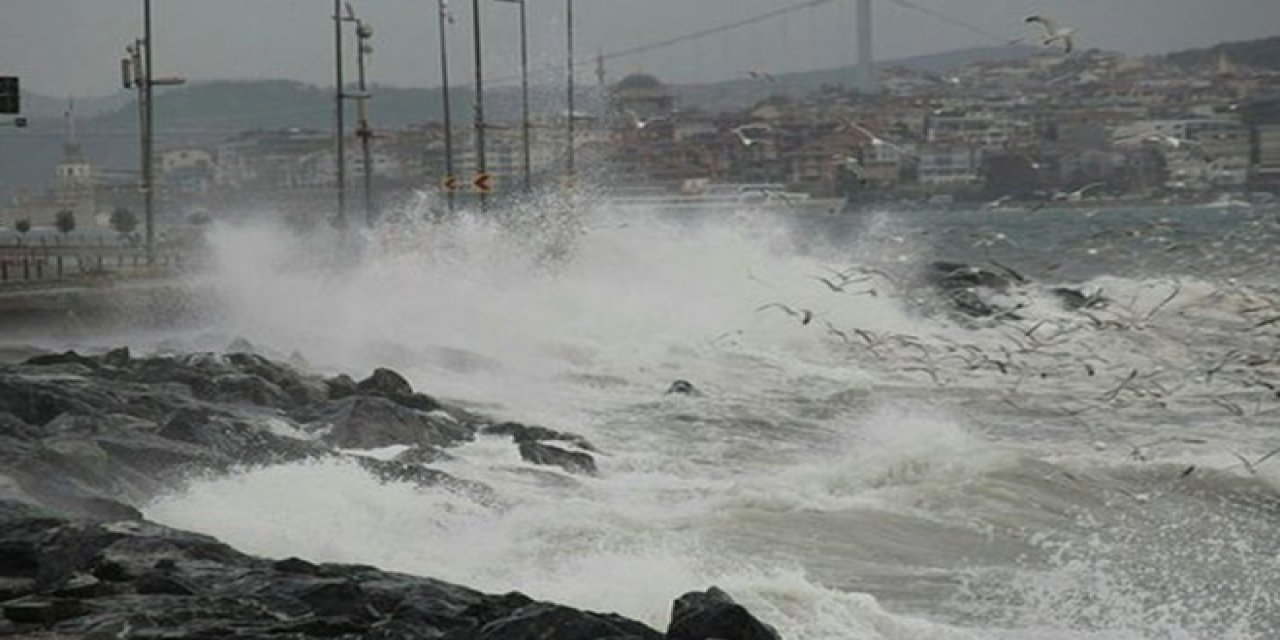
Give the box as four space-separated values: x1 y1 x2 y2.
596 0 838 65
879 0 1010 45
487 0 839 84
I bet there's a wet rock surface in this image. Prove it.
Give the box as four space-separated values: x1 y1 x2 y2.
0 348 778 638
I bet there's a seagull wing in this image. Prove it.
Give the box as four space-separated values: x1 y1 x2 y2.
1026 14 1058 37
1253 446 1280 468
756 303 797 317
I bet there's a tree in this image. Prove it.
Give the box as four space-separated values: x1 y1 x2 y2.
109 207 138 236
13 218 30 246
54 209 76 238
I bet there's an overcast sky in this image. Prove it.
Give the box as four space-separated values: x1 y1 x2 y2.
3 0 1279 97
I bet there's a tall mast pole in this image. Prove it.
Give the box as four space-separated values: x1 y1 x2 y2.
143 0 155 263
519 0 531 193
471 0 488 210
334 0 347 227
566 0 576 180
438 0 455 212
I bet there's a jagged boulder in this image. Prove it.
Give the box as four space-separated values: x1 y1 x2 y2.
0 503 670 639
518 441 597 476
0 373 121 426
474 601 663 640
667 587 780 640
358 367 415 399
483 421 598 452
298 396 475 450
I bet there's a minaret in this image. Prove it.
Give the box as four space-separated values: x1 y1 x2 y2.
63 98 84 163
54 98 94 207
856 0 877 93
596 50 606 92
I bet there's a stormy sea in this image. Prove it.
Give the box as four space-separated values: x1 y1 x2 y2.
5 197 1280 638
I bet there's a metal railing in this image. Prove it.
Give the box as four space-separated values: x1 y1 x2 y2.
0 237 190 287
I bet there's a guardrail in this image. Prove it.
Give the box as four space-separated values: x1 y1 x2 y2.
0 239 193 287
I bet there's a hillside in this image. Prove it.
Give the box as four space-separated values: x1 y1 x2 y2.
20 44 1035 135
674 45 1036 112
1165 35 1280 72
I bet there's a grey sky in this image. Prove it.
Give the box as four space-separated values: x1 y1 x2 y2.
2 0 1278 97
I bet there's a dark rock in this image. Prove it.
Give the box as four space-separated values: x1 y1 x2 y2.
0 577 34 601
483 422 597 452
324 374 359 400
518 441 597 476
476 601 663 640
224 353 329 408
354 368 443 412
156 407 217 443
24 350 101 371
300 396 475 450
0 374 120 426
393 445 454 465
52 572 106 598
1051 286 1108 310
1 595 86 625
226 337 257 354
135 570 200 595
352 457 496 505
667 587 780 640
929 261 1013 292
358 367 415 399
158 410 323 469
0 349 780 640
666 379 701 396
209 373 291 408
102 347 131 369
273 557 318 575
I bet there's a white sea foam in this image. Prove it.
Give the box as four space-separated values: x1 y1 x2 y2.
141 200 1280 638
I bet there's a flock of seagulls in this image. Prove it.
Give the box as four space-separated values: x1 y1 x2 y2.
743 207 1280 488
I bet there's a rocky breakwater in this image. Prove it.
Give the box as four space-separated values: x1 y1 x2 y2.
0 348 779 639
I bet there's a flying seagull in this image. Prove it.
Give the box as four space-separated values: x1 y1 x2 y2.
732 125 767 147
1025 15 1076 53
756 303 815 326
839 120 917 159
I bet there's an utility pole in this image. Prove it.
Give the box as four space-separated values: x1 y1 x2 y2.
143 0 154 261
517 0 531 192
566 0 576 181
344 4 376 226
333 0 347 228
123 0 183 265
471 0 488 210
518 0 531 192
438 0 456 212
496 0 531 193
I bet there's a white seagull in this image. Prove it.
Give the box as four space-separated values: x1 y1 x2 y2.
1025 15 1076 53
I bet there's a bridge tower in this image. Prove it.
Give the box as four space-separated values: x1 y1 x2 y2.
856 0 877 93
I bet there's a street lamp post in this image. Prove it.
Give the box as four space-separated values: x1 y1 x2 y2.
333 0 347 228
566 0 576 181
344 4 376 226
496 0 531 193
438 0 456 212
143 0 155 260
472 0 488 210
473 0 486 208
123 0 184 265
